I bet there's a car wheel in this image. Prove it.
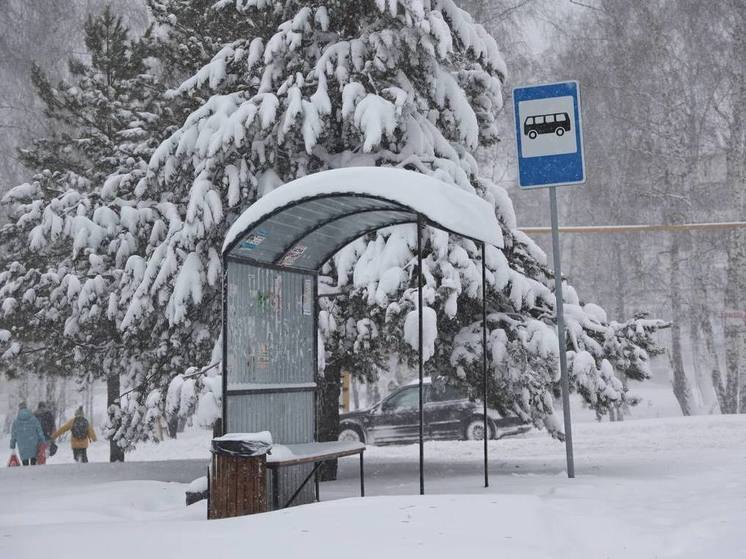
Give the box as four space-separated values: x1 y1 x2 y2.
338 427 363 443
555 127 565 136
464 419 493 441
528 130 537 139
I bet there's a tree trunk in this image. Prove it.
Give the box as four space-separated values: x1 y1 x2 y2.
85 373 95 422
723 229 746 413
316 362 342 481
688 322 709 412
351 376 360 411
611 237 628 421
167 415 179 439
692 273 724 413
107 373 125 462
44 374 57 410
57 377 68 431
669 234 694 415
711 363 728 414
608 407 619 422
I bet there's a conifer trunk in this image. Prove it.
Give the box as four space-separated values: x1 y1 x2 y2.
316 362 342 481
107 373 125 462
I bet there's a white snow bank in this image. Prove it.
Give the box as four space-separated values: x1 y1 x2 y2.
0 494 659 559
2 416 746 558
223 167 503 253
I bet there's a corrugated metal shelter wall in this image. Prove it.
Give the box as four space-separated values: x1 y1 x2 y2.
225 259 316 509
226 392 316 509
226 261 315 387
226 392 314 444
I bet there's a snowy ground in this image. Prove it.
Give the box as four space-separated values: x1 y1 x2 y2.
1 413 745 559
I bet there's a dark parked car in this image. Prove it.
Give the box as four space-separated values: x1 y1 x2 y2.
338 379 530 445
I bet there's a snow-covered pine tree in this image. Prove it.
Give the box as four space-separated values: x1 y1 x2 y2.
116 0 665 446
0 7 178 460
70 0 265 447
146 0 259 82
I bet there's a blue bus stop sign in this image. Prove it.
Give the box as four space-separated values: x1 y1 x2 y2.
513 81 585 189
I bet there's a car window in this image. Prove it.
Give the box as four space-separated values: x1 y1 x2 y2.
545 114 555 123
525 117 534 125
556 113 567 121
535 115 545 124
384 387 419 411
430 384 467 402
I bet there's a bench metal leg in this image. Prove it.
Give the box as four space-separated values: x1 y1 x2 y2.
360 453 365 497
314 462 320 502
284 462 323 509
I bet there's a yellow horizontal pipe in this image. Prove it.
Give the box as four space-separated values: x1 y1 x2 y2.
520 222 746 235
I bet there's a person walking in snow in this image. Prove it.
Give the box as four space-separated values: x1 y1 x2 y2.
10 402 46 466
51 406 97 463
34 401 56 464
34 401 56 441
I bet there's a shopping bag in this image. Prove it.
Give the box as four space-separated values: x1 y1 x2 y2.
7 453 20 467
37 443 48 465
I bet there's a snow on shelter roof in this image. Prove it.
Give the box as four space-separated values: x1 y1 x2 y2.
223 167 502 271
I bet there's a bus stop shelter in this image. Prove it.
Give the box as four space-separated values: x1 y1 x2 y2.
221 167 502 506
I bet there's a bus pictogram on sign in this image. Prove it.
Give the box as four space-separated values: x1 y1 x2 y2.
524 112 571 139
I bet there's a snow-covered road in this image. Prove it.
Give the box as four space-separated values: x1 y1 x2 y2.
1 415 745 558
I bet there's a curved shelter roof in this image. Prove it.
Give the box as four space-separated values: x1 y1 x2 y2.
223 167 502 271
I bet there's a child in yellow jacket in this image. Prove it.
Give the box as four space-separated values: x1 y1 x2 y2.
52 407 96 463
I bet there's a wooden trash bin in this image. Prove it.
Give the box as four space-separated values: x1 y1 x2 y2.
208 434 271 519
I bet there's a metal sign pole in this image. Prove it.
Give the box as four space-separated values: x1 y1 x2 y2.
549 187 575 479
513 81 583 479
481 243 489 488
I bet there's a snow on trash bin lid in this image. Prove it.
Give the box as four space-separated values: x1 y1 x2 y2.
212 431 273 457
187 476 208 494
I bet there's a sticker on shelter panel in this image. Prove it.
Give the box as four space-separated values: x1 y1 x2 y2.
271 275 282 312
302 278 313 315
246 343 255 371
279 244 307 266
257 291 270 307
247 274 257 298
257 343 269 368
518 96 577 158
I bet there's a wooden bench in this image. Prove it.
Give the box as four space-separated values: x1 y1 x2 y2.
265 441 365 510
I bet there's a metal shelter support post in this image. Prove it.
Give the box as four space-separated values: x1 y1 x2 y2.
221 253 228 433
313 277 319 466
417 214 425 496
481 242 489 488
549 187 575 479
